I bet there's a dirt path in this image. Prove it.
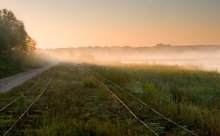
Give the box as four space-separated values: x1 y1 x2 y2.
0 64 56 93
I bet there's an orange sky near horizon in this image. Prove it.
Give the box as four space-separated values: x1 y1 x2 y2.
1 0 220 49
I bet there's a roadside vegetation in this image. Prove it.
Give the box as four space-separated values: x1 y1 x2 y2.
0 9 45 79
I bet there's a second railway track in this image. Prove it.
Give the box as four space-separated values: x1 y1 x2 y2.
80 64 198 136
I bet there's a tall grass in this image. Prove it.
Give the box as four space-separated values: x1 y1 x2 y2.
88 63 220 135
1 63 219 135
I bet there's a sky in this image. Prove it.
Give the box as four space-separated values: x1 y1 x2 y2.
0 0 220 49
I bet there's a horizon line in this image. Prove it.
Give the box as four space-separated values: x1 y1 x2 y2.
37 44 220 50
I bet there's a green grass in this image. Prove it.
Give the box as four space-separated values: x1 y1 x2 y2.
0 63 219 136
87 63 220 135
82 79 98 88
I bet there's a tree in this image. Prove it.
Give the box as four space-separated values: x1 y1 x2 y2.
0 9 37 78
0 9 36 56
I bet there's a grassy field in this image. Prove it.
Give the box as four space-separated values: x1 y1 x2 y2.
0 63 219 136
87 64 220 135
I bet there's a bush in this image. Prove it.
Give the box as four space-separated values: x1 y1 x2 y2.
83 79 97 88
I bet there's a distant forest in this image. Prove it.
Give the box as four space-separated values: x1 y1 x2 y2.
0 9 41 78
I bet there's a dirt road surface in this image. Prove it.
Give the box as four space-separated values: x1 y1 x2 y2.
0 64 56 93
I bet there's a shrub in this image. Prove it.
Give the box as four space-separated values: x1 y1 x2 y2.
82 79 97 88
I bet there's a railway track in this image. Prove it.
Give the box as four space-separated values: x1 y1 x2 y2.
0 77 53 136
80 64 198 136
0 64 199 135
0 79 41 113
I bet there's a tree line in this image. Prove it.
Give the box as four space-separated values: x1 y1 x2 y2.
0 9 39 78
0 9 36 55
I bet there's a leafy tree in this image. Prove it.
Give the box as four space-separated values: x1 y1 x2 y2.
0 9 37 78
0 9 36 56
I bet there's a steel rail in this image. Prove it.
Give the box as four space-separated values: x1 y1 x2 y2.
3 77 53 136
81 66 159 136
0 79 40 112
83 65 198 136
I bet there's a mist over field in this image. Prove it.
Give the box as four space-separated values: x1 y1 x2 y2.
1 0 220 135
37 45 220 72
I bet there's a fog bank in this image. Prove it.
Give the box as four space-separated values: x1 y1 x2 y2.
36 45 220 72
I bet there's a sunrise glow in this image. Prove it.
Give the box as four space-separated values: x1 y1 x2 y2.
1 0 220 48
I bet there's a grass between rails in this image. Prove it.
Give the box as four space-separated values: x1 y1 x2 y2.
0 66 55 135
0 63 219 136
0 64 149 136
86 63 220 136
